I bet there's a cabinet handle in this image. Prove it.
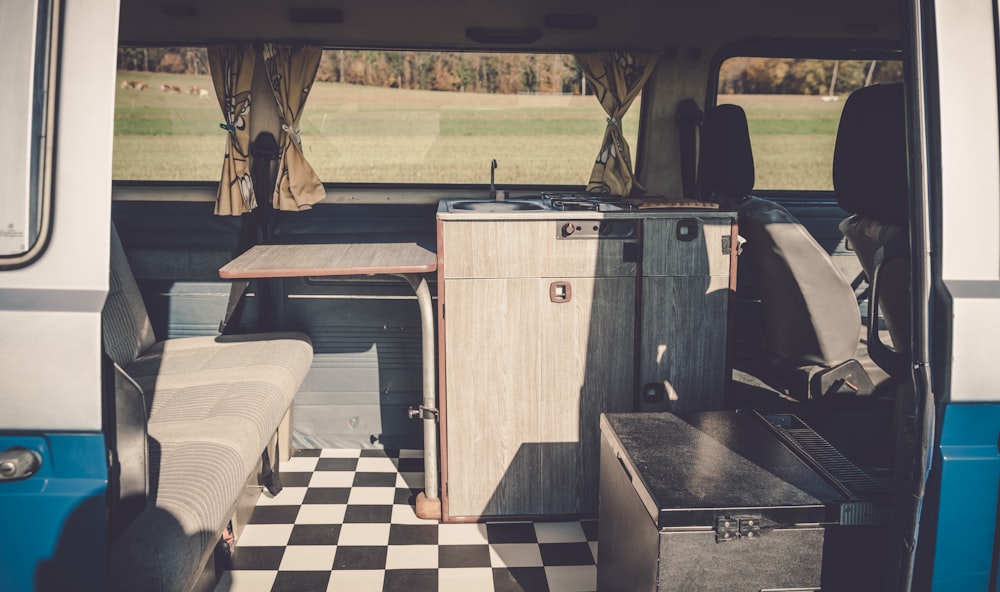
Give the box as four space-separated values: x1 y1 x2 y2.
676 218 699 241
549 281 572 303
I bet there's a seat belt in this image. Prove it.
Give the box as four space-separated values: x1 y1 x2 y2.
867 233 910 377
249 132 279 241
676 99 703 199
261 440 283 496
219 132 281 335
248 131 285 493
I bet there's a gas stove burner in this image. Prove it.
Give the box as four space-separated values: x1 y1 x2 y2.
541 192 637 212
549 199 601 211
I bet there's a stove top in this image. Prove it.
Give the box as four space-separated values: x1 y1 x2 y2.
541 192 637 212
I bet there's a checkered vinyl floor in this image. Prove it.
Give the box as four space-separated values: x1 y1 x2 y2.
213 449 599 592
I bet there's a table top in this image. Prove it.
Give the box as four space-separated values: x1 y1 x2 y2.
219 240 437 279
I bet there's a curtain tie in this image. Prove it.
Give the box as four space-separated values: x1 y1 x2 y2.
219 123 236 133
281 123 302 142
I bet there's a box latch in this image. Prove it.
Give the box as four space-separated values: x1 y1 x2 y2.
715 515 762 543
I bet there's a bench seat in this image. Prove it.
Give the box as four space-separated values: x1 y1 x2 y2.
104 225 313 592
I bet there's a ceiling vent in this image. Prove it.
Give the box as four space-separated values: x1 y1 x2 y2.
288 7 345 24
465 27 543 45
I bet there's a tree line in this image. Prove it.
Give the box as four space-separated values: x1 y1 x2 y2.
718 57 903 95
316 51 582 94
117 47 583 94
118 48 903 96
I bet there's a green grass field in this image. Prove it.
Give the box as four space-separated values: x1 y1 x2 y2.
114 71 847 190
718 94 847 190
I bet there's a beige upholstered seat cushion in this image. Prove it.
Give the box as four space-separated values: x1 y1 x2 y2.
125 332 313 410
104 224 315 592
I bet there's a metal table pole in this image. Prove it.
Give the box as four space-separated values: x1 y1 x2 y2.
399 273 440 519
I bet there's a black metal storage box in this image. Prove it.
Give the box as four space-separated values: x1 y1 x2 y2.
597 411 886 592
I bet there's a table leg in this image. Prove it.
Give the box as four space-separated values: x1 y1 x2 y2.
398 273 441 519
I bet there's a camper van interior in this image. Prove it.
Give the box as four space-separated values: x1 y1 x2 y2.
9 0 997 590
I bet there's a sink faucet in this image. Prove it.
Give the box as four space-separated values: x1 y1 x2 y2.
490 159 505 201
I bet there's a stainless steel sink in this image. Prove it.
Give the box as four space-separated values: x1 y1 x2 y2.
449 200 546 212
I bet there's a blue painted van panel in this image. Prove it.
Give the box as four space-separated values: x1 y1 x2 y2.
0 433 107 592
931 404 1000 591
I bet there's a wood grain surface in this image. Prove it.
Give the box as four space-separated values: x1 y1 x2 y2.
638 275 730 413
642 217 734 277
444 278 543 517
439 214 734 517
538 277 635 515
442 220 636 279
219 241 437 279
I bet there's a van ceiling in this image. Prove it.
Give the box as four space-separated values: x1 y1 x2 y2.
119 0 901 50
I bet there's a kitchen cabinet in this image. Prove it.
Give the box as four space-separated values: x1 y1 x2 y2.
437 205 735 520
638 217 734 413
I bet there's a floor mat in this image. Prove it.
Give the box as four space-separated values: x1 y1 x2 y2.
214 448 599 592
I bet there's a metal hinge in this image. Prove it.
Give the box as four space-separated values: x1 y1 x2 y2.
715 515 762 543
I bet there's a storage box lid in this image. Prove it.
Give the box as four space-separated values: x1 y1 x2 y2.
601 411 867 529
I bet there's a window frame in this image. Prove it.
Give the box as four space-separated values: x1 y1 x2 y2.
0 0 59 270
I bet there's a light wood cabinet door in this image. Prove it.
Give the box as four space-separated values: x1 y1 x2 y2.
538 277 635 514
444 278 542 517
444 276 635 517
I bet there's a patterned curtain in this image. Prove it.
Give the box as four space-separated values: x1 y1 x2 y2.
208 45 257 216
576 52 658 197
262 44 326 211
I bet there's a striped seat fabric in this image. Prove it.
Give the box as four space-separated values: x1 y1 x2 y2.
104 224 313 592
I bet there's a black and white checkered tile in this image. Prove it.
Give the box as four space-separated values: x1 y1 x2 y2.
214 449 599 592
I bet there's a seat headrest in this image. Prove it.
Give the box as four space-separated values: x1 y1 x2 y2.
833 83 908 225
698 103 755 206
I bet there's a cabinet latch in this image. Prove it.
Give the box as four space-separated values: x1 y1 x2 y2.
715 515 762 542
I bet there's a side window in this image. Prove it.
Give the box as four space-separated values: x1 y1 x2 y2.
716 57 902 191
113 48 641 187
114 47 216 181
0 0 56 264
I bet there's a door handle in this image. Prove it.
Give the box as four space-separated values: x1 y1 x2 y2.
0 447 42 482
550 281 572 303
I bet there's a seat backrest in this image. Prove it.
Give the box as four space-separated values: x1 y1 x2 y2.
697 104 755 208
103 224 157 367
699 104 862 369
833 83 909 361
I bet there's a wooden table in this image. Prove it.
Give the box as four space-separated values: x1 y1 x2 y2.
220 240 442 518
219 242 437 279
